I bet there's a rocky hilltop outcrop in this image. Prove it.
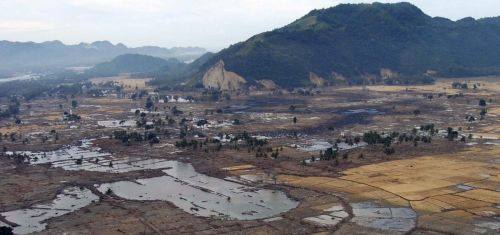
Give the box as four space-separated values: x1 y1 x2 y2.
202 60 246 90
380 68 399 80
257 80 278 90
331 71 347 83
309 72 328 87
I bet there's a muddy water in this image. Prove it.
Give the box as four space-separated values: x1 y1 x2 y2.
1 187 98 234
6 140 298 222
8 139 175 173
98 161 298 220
350 202 416 233
97 120 136 128
298 139 333 152
300 139 368 164
342 108 383 115
303 202 417 232
299 139 367 152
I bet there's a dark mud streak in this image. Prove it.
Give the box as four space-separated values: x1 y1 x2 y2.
63 182 167 234
255 113 375 138
0 215 17 227
408 225 456 235
244 97 306 109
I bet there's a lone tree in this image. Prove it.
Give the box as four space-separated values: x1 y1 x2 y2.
479 99 487 106
71 100 78 109
446 127 459 141
105 188 113 195
0 226 13 235
145 96 154 110
480 109 488 120
384 147 395 155
293 117 298 124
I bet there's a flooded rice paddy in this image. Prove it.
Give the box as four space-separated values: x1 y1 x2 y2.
342 108 383 115
6 139 175 173
3 140 298 229
350 202 416 233
303 204 348 228
303 202 416 233
97 120 136 128
97 160 298 220
297 139 367 152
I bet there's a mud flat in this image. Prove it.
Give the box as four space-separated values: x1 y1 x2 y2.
1 187 98 234
1 77 499 234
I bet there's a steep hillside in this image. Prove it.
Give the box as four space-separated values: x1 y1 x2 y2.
188 2 500 88
149 52 215 88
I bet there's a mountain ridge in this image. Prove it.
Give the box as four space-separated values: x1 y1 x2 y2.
181 2 500 88
0 40 206 74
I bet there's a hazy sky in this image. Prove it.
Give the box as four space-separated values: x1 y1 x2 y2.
1 0 499 51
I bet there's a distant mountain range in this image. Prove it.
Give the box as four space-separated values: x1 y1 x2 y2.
0 40 206 75
85 54 187 78
180 2 500 88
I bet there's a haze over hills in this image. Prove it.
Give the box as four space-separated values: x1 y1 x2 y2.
0 40 206 75
85 54 187 78
180 2 500 88
3 2 500 90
